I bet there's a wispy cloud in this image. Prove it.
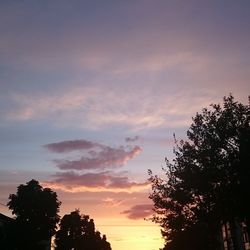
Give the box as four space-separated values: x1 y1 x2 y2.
1 0 249 132
121 204 153 220
5 86 219 130
43 171 149 193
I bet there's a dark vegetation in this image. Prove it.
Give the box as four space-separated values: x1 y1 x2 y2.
55 210 111 250
0 179 112 250
7 179 61 250
149 95 250 250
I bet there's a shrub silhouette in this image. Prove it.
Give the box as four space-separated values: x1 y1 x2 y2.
55 209 112 250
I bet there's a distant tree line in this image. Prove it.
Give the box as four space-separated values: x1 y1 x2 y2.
149 95 250 250
0 179 112 250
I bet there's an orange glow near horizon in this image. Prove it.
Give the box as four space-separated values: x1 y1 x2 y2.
56 200 164 250
39 188 165 250
42 182 150 193
1 204 164 250
94 219 164 250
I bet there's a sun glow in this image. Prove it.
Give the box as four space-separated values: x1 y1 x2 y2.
97 220 164 250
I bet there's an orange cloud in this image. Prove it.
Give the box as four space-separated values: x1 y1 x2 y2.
43 171 149 193
102 197 123 207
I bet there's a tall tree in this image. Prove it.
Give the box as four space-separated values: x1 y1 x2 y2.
149 95 250 250
55 209 112 250
8 179 61 250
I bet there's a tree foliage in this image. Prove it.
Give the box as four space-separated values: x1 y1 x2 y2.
7 179 61 249
149 95 250 249
55 209 112 250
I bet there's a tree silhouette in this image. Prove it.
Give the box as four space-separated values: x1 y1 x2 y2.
55 209 112 250
7 179 61 250
149 95 250 250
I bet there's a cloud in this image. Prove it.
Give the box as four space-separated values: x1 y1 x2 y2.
54 145 142 170
44 139 142 170
43 171 149 193
121 204 153 220
102 197 123 207
43 139 145 193
1 1 249 131
125 136 140 142
44 139 100 153
5 86 220 130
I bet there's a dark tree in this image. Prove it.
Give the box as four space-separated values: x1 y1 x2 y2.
7 179 61 250
149 95 250 250
55 209 112 250
0 213 14 250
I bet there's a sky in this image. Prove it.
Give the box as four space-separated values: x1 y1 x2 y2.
0 1 250 249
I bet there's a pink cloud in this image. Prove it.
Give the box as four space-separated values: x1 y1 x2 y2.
42 139 145 193
121 204 153 220
53 145 142 170
43 171 149 193
44 139 100 153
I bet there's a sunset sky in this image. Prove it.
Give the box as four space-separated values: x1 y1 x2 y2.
0 1 250 249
